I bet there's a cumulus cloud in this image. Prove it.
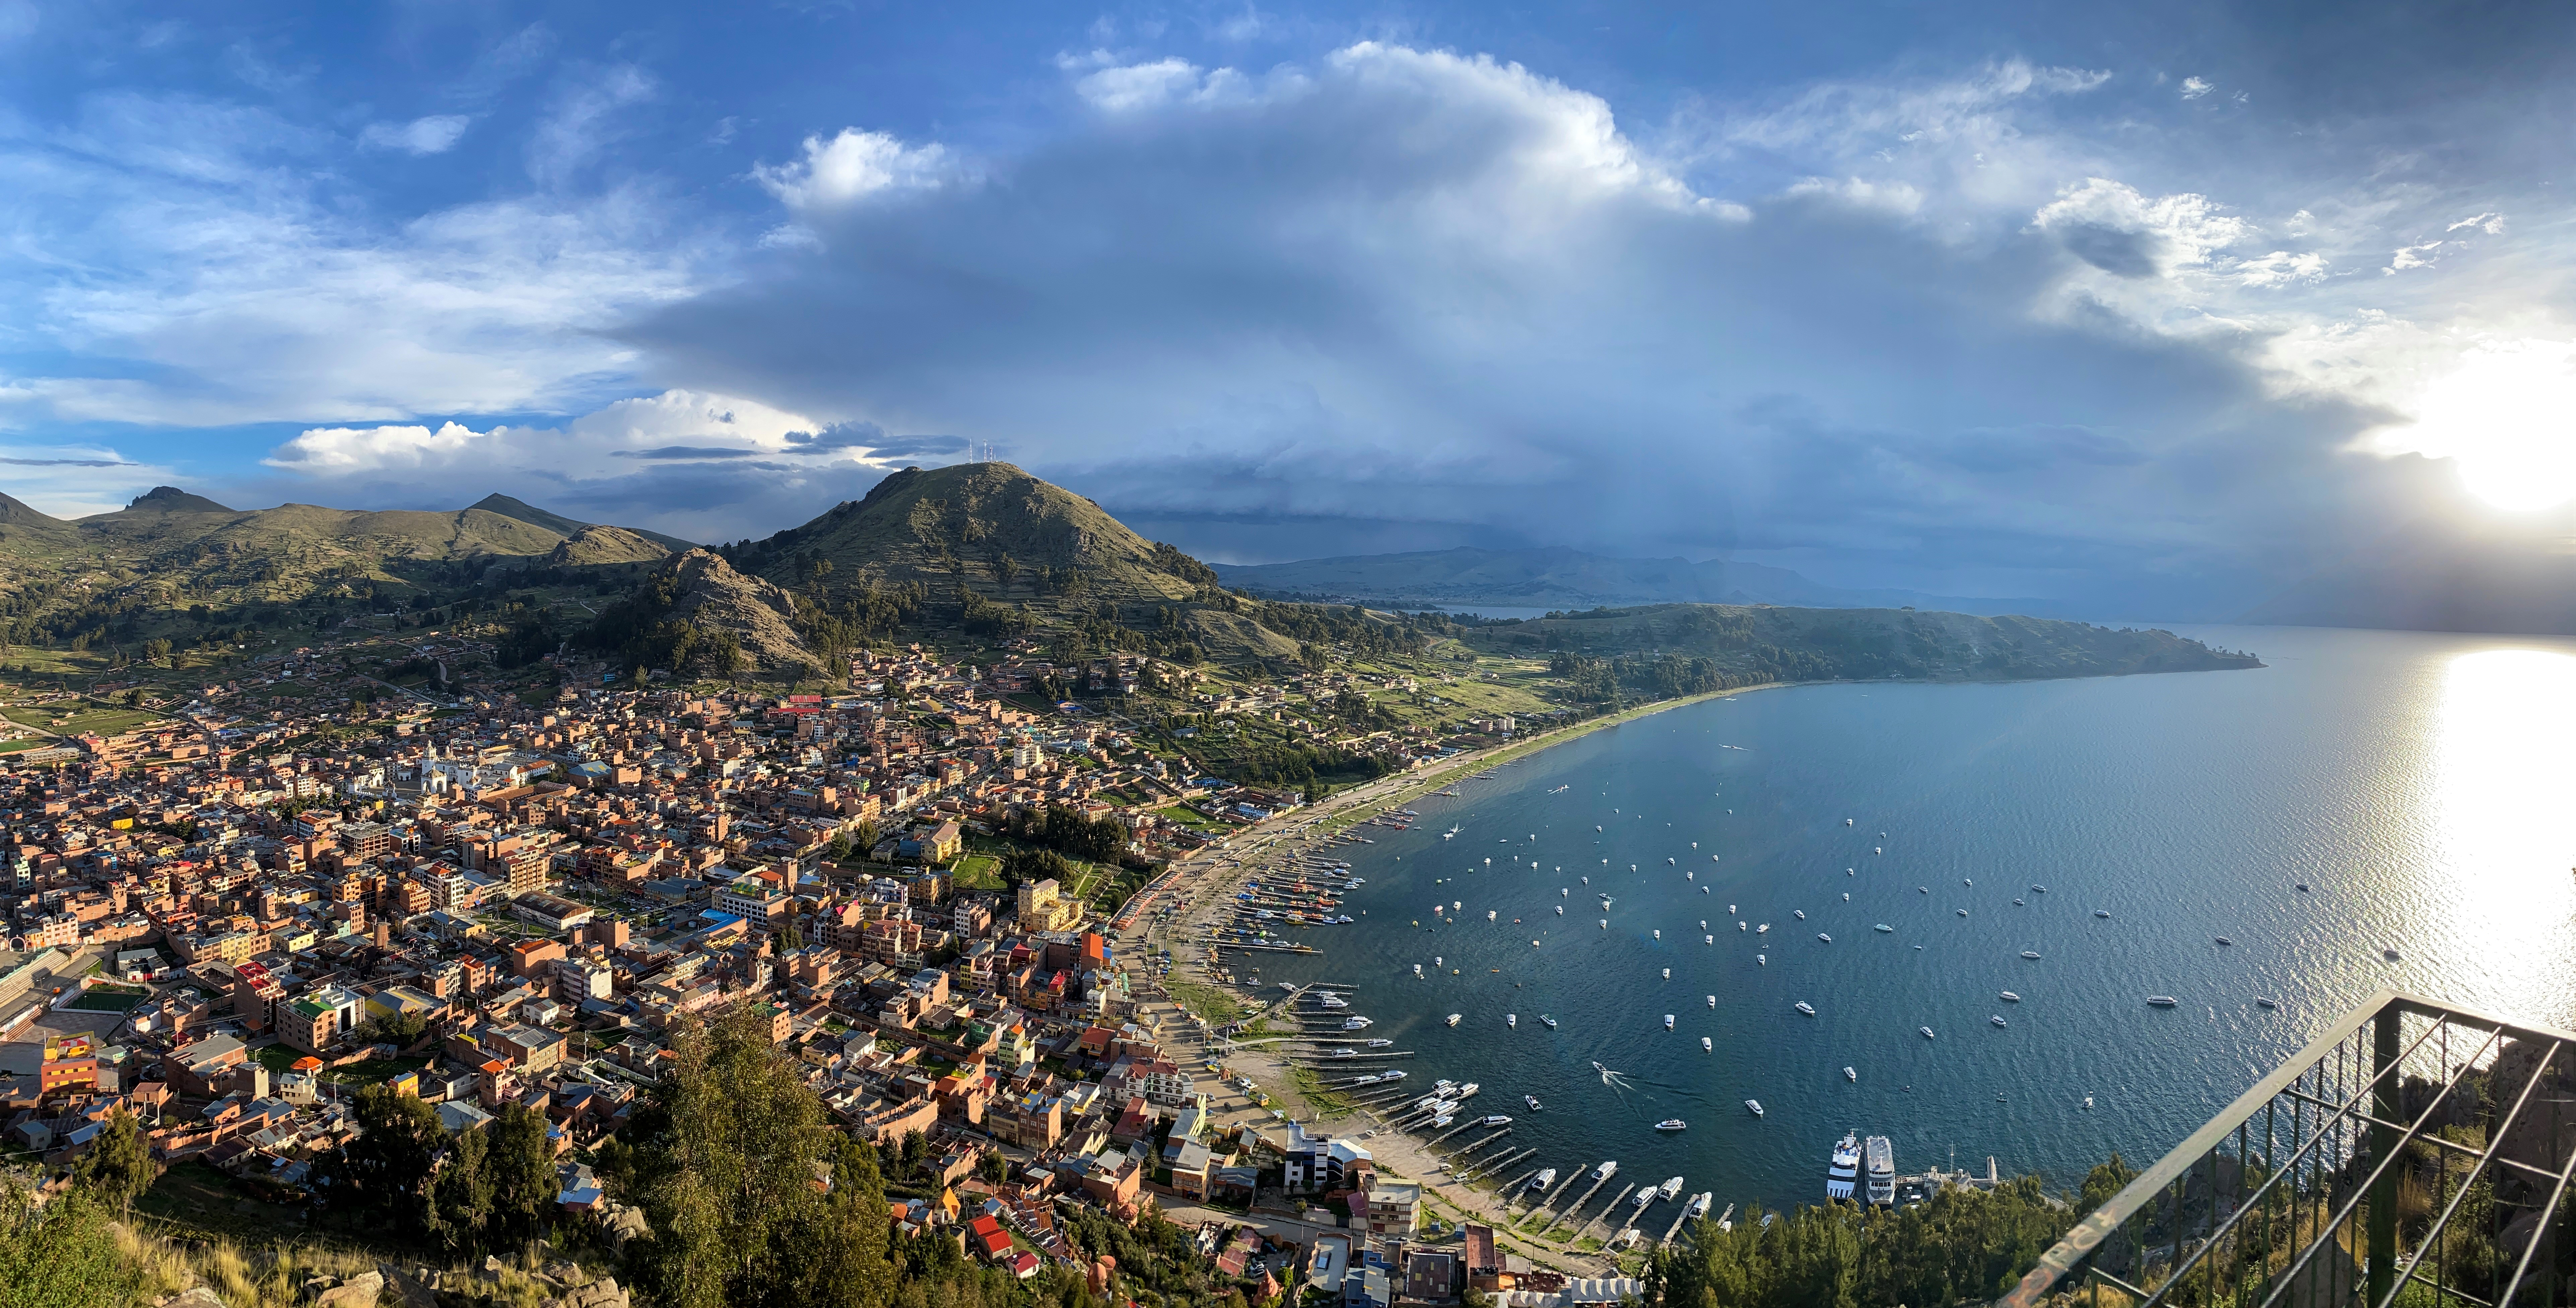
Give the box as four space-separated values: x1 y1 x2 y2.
2179 76 2215 100
752 129 959 212
358 114 471 155
618 42 2443 603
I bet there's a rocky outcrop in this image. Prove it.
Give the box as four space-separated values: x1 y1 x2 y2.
546 525 670 567
662 549 815 671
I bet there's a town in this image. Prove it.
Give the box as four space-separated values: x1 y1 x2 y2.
0 630 1612 1308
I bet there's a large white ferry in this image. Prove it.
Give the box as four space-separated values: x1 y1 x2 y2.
1826 1132 1861 1201
1864 1136 1897 1205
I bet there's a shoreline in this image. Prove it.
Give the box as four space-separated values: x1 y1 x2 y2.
1116 682 1801 1275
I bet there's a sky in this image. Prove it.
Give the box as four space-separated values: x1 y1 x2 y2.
4 1 2576 616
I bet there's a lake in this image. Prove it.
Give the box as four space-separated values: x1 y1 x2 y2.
1233 625 2576 1212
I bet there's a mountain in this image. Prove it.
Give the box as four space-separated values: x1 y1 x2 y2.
1211 545 2071 617
0 492 73 545
725 461 1302 659
117 485 235 514
469 493 697 553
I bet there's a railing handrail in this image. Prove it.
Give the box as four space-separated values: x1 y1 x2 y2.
1998 989 2576 1308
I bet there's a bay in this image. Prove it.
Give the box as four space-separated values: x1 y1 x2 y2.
1233 625 2576 1212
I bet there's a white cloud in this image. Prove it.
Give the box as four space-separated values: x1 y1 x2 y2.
2386 240 2443 273
751 129 958 213
2179 77 2214 100
2231 249 2329 286
2446 211 2505 235
2032 177 2254 276
266 389 829 480
359 114 471 156
0 90 707 429
526 64 653 190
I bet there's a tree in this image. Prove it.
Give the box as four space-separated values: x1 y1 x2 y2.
628 1003 894 1308
318 1083 445 1230
71 1109 159 1215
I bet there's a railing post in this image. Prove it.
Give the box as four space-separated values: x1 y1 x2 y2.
2366 1003 2400 1306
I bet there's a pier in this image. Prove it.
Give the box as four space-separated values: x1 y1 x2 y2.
1578 1183 1635 1240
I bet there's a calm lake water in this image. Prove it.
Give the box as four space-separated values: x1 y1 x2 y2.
1238 625 2576 1213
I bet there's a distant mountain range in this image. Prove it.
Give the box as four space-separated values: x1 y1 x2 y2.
1211 546 2074 618
2239 515 2576 635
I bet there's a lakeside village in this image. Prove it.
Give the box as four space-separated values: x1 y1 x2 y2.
0 637 1603 1308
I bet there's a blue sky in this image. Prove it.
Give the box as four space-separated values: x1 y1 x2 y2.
4 1 2575 614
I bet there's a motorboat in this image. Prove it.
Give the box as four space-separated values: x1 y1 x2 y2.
1591 1161 1619 1182
1744 1100 1763 1118
1826 1132 1862 1201
1662 968 1670 980
1919 1026 1936 1039
1793 910 1806 920
1795 1001 1817 1017
2147 996 2179 1007
1874 924 1893 933
1343 1017 1374 1029
1706 995 1715 1007
1527 1168 1558 1191
2255 997 2279 1009
1990 1015 2008 1028
2000 991 2021 1002
1659 1176 1685 1201
1701 1036 1712 1051
1687 1192 1713 1218
1459 1083 1480 1097
1540 1015 1558 1029
1817 933 1832 943
2032 885 2046 893
2094 909 2112 919
2216 936 2233 946
1381 1070 1408 1081
1445 1013 1463 1026
1655 1119 1688 1132
1956 909 1968 917
2021 951 2042 960
1367 1038 1394 1047
1663 1013 1676 1030
1431 1114 1454 1129
1507 1013 1517 1028
1756 954 1765 965
1481 1114 1511 1127
1842 1066 1856 1082
1526 1095 1543 1111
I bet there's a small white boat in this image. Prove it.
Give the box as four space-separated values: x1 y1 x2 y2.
1795 1001 1816 1017
2255 997 2278 1009
1842 1066 1856 1082
1999 991 2020 1002
1704 934 1713 944
2021 951 2042 960
1653 929 1661 939
1507 1013 1517 1028
1793 910 1806 920
1756 953 1765 965
1845 818 1854 826
1601 919 1609 928
2216 936 2232 945
1664 1013 1675 1030
1657 1118 1689 1131
1701 1036 1712 1051
1557 906 1564 915
1540 1014 1558 1029
1744 1100 1763 1117
1481 1114 1511 1127
1662 967 1670 980
1990 1015 2008 1028
1446 1013 1463 1026
1874 924 1893 933
2095 909 2112 919
1956 909 1968 917
1920 1026 1937 1039
2147 996 2179 1007
1817 933 1832 943
1706 994 1715 1007
1527 1096 1543 1111
2083 1096 2094 1109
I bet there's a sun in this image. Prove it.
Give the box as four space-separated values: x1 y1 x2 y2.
2397 341 2576 512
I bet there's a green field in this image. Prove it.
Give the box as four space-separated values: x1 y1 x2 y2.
65 986 149 1011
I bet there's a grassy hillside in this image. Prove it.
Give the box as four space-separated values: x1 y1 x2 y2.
472 492 698 553
711 462 1314 661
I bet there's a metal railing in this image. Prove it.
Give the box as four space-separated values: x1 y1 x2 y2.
2003 990 2576 1308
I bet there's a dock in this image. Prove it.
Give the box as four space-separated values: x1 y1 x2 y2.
1577 1183 1635 1240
